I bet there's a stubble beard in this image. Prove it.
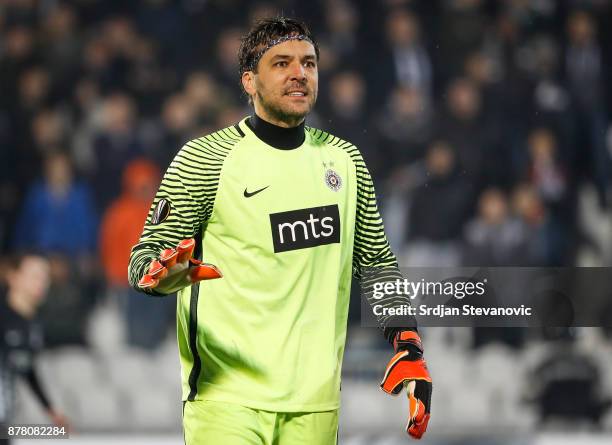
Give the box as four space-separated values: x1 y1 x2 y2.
256 89 316 127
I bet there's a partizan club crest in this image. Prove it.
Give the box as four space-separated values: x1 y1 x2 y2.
324 169 342 192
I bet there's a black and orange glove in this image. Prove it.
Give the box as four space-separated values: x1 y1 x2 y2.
380 330 432 439
138 238 222 293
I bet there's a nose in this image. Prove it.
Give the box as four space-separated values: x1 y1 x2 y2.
289 60 306 80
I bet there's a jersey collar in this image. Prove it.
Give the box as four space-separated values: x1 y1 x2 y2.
244 113 305 150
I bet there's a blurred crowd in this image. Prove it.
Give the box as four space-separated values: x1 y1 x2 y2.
1 0 612 351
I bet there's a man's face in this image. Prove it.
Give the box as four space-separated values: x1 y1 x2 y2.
244 39 318 126
8 256 51 307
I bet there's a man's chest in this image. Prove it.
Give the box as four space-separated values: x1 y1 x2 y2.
207 143 357 253
224 143 351 200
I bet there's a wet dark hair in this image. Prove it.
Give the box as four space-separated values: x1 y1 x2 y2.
238 17 319 77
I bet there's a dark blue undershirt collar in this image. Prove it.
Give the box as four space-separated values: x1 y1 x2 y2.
246 113 305 150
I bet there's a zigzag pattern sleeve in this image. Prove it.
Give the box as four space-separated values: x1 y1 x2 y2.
128 127 239 295
332 136 417 338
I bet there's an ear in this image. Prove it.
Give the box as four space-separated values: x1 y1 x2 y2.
242 71 256 98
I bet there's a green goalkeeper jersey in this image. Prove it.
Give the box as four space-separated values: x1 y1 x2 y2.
129 116 404 412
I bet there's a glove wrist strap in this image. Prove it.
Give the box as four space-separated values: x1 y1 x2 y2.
393 330 423 355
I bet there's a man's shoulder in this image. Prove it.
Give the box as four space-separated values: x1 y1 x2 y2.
306 126 364 161
306 126 353 148
182 123 246 157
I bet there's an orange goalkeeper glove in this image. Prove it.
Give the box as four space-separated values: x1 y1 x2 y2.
138 238 222 293
380 330 432 439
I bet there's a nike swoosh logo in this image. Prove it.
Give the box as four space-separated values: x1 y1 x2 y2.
243 186 269 198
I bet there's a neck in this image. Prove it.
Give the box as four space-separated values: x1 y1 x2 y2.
8 290 36 319
247 113 305 150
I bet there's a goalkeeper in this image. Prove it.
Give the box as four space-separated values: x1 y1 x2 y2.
129 17 432 444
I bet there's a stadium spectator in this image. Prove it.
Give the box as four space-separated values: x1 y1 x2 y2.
13 151 97 257
435 78 491 185
524 127 575 263
145 93 199 168
135 0 192 73
564 10 610 208
463 188 529 266
31 109 68 155
90 93 143 209
99 159 172 349
525 127 567 205
376 86 433 170
183 71 228 122
210 27 244 102
405 141 473 266
435 0 486 85
0 253 71 443
99 159 159 288
322 71 381 175
511 183 558 266
123 36 169 114
0 26 38 109
322 0 360 63
37 254 95 347
40 3 81 100
463 51 503 116
368 8 432 107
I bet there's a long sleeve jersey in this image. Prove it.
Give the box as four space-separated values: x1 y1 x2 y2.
128 116 410 411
